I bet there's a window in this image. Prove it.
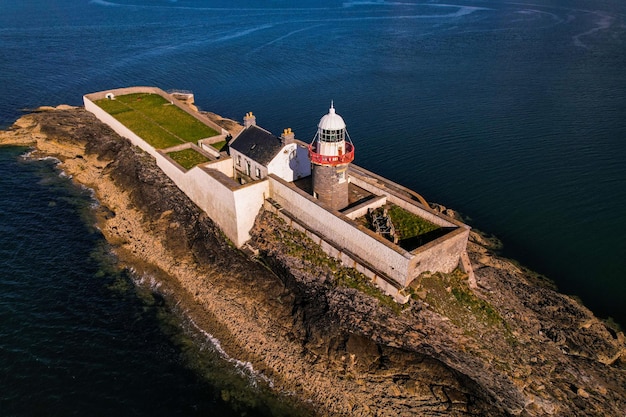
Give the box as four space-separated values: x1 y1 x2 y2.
338 169 346 184
237 155 241 166
246 161 251 176
255 167 261 178
320 129 344 142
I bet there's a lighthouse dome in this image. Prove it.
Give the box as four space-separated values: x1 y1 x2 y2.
318 103 346 131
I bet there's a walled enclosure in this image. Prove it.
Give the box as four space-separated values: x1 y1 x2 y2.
84 88 268 247
269 166 470 290
85 86 472 299
268 174 415 286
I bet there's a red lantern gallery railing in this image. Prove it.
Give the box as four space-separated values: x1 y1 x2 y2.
309 142 354 166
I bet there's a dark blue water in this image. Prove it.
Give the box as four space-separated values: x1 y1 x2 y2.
0 148 306 416
1 0 625 413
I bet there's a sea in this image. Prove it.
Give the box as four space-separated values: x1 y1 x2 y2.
1 0 625 415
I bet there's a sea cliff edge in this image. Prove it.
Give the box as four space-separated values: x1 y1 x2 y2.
1 107 625 416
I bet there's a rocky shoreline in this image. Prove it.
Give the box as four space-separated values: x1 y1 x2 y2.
2 107 625 416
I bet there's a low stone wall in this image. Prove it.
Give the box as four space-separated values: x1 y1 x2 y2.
342 195 387 220
349 165 461 228
85 87 470 278
84 95 160 159
408 227 470 282
198 135 228 158
347 164 470 286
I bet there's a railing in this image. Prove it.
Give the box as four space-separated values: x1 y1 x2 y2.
309 142 355 166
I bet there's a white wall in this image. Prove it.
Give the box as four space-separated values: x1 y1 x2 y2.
232 181 270 244
268 175 413 285
206 157 234 178
230 147 267 181
86 93 267 247
267 142 311 182
409 228 469 281
84 96 160 159
266 200 410 303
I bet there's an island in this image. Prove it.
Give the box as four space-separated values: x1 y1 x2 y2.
1 92 625 416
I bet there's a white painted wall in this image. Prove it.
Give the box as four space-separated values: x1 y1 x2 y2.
85 87 468 276
230 147 267 181
86 93 266 247
206 157 234 178
267 142 311 182
232 181 270 244
268 175 413 285
409 228 469 281
84 96 160 159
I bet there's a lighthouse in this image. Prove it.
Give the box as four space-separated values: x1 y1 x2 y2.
309 103 355 210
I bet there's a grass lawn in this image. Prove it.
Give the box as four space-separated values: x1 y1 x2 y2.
95 93 219 149
168 148 210 170
210 140 227 151
357 204 444 250
387 205 440 239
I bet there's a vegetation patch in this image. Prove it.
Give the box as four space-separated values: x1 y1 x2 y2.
386 205 440 239
210 140 227 152
411 269 514 342
335 269 404 314
95 93 219 149
357 204 444 250
168 148 210 170
268 215 404 314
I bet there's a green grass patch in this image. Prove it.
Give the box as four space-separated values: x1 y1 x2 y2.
268 215 405 314
386 205 440 240
95 93 219 149
412 270 514 342
210 140 227 152
336 269 404 314
168 148 210 170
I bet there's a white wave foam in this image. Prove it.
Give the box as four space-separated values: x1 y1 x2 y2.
187 317 274 388
213 24 274 43
247 24 323 55
90 0 330 12
89 0 121 7
573 11 614 49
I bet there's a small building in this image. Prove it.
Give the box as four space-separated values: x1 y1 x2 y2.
229 112 311 183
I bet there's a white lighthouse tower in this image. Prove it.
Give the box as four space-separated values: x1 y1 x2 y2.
309 103 355 211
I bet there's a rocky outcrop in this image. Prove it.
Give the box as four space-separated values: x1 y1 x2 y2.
2 107 625 416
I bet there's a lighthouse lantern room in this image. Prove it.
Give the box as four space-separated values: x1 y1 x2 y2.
309 103 355 211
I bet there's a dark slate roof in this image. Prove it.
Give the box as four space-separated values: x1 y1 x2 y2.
229 125 284 166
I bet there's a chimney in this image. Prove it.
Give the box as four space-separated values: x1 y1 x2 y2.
243 112 256 127
281 127 295 144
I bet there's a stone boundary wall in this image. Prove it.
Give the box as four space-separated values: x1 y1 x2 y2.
268 174 414 286
348 164 470 283
85 91 267 247
85 86 470 278
84 86 227 136
408 227 470 282
349 165 462 229
84 94 161 159
342 195 387 220
265 199 410 303
157 156 269 246
199 136 228 158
